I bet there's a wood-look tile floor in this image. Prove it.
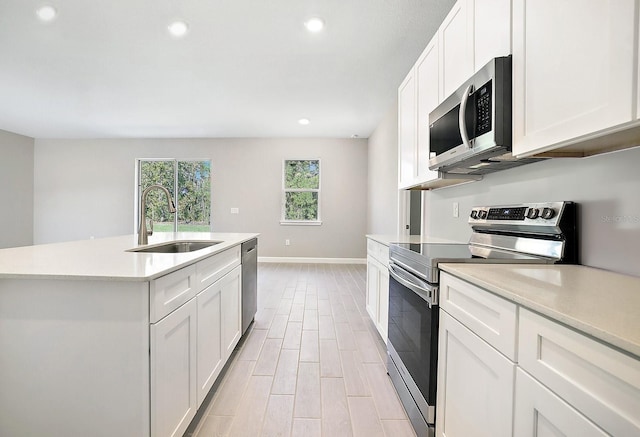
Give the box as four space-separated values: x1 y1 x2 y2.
184 263 416 437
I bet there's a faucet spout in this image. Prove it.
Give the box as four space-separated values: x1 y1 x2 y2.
138 185 176 245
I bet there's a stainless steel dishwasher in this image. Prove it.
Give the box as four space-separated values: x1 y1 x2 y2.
241 238 258 335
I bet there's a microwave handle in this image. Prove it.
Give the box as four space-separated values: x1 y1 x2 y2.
459 84 474 149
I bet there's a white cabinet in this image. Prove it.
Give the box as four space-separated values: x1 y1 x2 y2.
150 246 242 437
517 308 640 436
398 0 511 190
151 299 198 437
416 35 440 183
512 0 636 157
436 272 516 437
439 0 511 101
398 70 417 188
514 369 609 437
439 0 474 100
196 264 242 406
220 265 242 359
365 239 389 342
439 271 640 437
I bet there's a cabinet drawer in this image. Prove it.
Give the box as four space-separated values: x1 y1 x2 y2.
196 246 241 291
518 308 640 436
439 272 517 360
150 264 198 323
367 239 389 266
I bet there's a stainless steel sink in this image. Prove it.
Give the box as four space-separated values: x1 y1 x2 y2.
128 241 221 254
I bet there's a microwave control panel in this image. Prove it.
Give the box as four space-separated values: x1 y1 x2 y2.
475 81 492 136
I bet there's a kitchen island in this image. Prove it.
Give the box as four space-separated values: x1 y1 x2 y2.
0 232 259 437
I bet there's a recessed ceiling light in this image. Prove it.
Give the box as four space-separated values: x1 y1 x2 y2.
298 118 310 125
36 5 57 22
304 17 324 32
168 21 189 37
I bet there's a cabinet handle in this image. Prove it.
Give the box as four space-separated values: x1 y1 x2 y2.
459 84 474 150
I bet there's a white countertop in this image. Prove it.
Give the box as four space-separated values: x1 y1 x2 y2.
0 232 259 281
366 234 464 246
439 263 640 358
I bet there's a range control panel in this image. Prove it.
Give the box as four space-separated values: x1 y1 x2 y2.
469 202 569 225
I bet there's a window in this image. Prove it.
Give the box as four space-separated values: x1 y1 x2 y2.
137 159 211 232
281 159 321 225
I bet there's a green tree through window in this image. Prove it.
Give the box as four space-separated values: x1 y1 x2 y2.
138 159 211 232
282 159 320 222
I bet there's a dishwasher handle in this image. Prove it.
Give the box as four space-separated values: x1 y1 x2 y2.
389 262 439 307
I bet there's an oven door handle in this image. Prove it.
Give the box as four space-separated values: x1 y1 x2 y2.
389 263 438 307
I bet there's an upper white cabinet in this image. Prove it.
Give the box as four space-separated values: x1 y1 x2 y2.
398 71 417 188
439 0 474 99
416 36 441 183
398 0 511 190
512 0 637 157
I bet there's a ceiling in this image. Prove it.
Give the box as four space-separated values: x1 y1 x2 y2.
0 0 455 139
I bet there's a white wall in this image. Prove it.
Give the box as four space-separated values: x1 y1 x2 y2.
0 130 34 248
424 146 640 277
366 102 399 234
33 138 368 259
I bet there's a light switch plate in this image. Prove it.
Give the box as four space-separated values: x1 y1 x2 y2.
230 207 239 214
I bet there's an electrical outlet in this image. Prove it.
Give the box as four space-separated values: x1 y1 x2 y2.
285 239 290 246
453 202 459 218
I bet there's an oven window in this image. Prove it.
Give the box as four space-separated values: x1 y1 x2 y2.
388 274 439 405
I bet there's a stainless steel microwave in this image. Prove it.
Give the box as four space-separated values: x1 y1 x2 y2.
428 56 516 174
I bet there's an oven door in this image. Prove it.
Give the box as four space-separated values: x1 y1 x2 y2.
387 262 439 436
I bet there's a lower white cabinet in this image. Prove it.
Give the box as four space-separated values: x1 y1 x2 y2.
514 369 608 437
366 239 389 342
436 310 515 437
196 264 242 406
220 265 242 362
151 299 198 437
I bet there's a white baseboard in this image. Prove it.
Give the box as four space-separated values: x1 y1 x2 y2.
258 256 366 265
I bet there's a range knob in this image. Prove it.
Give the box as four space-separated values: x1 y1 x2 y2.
526 208 539 219
541 207 556 219
470 210 478 219
478 210 488 220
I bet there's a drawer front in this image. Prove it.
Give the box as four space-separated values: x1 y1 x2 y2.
150 264 198 323
519 308 640 436
196 246 241 291
367 239 389 266
439 272 517 360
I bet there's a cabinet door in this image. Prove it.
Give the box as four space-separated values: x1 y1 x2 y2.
439 0 474 100
436 311 515 437
473 0 511 69
514 369 608 437
512 0 635 157
366 256 380 323
398 70 417 188
196 283 223 407
377 265 389 343
221 265 242 360
151 299 197 437
416 34 440 183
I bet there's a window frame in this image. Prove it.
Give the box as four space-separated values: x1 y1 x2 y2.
280 158 322 226
134 158 212 233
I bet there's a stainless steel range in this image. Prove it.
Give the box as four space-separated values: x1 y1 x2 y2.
386 201 578 437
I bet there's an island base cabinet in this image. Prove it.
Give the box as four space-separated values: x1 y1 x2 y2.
151 299 198 437
514 369 608 437
435 311 515 437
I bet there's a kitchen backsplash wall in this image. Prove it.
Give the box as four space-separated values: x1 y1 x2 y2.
33 137 368 259
423 146 640 277
0 129 34 248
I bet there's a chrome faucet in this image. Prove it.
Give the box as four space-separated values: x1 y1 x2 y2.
138 185 176 245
